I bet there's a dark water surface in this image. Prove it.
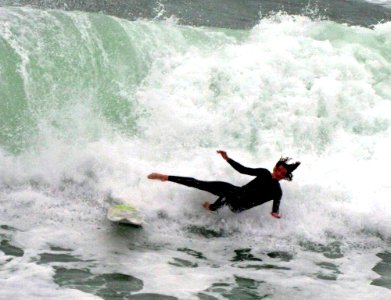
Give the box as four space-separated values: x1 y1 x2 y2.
1 0 391 298
1 0 391 28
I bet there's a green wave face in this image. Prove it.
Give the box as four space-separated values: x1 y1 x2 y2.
0 7 390 156
1 7 391 299
0 8 238 152
1 9 144 152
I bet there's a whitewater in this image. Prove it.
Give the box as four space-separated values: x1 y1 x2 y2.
0 5 391 300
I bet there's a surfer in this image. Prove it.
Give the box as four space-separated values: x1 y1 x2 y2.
148 150 300 219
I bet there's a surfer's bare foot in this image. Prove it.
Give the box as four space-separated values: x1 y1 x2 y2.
203 201 211 210
147 173 168 181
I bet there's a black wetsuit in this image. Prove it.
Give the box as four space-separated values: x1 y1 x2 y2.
168 158 282 213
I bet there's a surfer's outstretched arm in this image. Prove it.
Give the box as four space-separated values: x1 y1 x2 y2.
217 150 229 160
217 150 266 176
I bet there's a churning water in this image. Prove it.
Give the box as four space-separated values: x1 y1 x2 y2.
1 1 391 299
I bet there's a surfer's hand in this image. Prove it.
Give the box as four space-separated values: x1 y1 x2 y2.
217 150 229 160
271 212 281 219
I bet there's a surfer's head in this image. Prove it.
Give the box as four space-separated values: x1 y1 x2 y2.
273 157 301 181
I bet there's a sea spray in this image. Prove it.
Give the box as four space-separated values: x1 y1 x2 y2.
1 7 391 299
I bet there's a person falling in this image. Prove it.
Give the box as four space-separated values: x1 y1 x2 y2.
148 150 300 219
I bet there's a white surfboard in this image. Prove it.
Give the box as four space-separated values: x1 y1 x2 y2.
107 204 143 226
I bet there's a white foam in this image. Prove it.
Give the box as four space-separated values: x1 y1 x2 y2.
364 0 391 8
1 9 391 299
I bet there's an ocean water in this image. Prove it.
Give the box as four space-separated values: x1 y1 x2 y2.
1 1 391 299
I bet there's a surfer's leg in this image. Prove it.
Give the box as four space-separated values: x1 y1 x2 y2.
208 196 228 211
167 176 238 196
